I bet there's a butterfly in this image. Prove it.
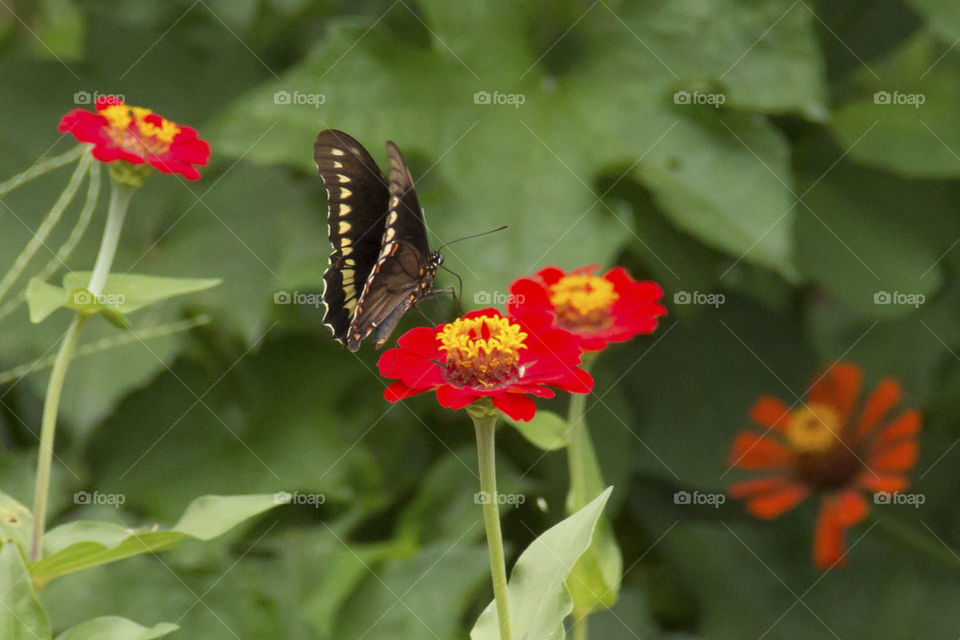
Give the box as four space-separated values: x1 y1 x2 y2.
314 129 443 352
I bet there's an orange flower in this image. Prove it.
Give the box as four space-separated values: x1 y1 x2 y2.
728 362 921 569
58 97 210 180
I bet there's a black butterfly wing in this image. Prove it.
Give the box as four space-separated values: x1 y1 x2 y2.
346 140 436 351
348 242 429 351
315 129 389 346
383 140 431 254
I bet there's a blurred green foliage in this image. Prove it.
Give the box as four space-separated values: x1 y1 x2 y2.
2 0 960 638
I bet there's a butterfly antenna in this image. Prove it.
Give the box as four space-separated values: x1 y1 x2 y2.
435 225 507 252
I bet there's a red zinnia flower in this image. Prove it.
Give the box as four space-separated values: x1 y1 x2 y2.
58 97 210 180
728 362 921 569
377 308 593 421
508 265 666 351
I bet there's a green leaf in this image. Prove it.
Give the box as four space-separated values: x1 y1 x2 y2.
0 543 51 640
504 410 568 451
29 494 279 586
830 32 960 178
173 494 281 540
62 272 221 315
471 487 613 640
0 492 33 553
55 617 177 640
211 0 820 283
25 277 69 324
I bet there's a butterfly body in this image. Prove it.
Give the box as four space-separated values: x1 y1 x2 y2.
315 129 441 351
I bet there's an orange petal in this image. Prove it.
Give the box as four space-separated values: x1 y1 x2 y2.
813 498 847 569
871 440 919 472
750 396 791 431
857 378 902 438
729 477 792 499
857 472 908 494
728 432 792 469
746 485 809 519
872 410 921 448
835 489 869 527
808 362 862 420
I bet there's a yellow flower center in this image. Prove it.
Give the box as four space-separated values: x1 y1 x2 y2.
785 403 842 455
548 274 618 332
100 104 181 156
437 315 528 388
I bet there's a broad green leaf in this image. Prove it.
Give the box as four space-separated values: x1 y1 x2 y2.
55 617 177 640
794 137 948 318
505 411 568 451
831 32 960 178
211 0 822 283
0 543 51 640
25 277 69 324
0 492 33 553
471 487 613 640
329 542 490 640
29 494 279 586
173 494 282 540
905 0 960 41
62 272 221 314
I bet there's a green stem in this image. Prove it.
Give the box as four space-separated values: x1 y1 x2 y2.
0 160 101 322
0 153 92 304
29 315 85 561
566 355 600 640
472 408 512 640
87 183 134 296
871 510 960 568
0 145 86 197
29 179 135 562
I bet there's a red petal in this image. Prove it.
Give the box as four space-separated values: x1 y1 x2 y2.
871 440 919 472
857 378 902 438
745 485 809 519
728 432 792 469
435 385 478 411
750 396 791 431
507 278 552 316
492 392 537 421
384 381 427 402
534 266 566 285
808 362 862 419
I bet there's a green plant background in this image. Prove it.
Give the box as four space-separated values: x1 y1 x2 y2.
2 0 960 638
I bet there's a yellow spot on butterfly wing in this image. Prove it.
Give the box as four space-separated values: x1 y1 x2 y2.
339 221 352 234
